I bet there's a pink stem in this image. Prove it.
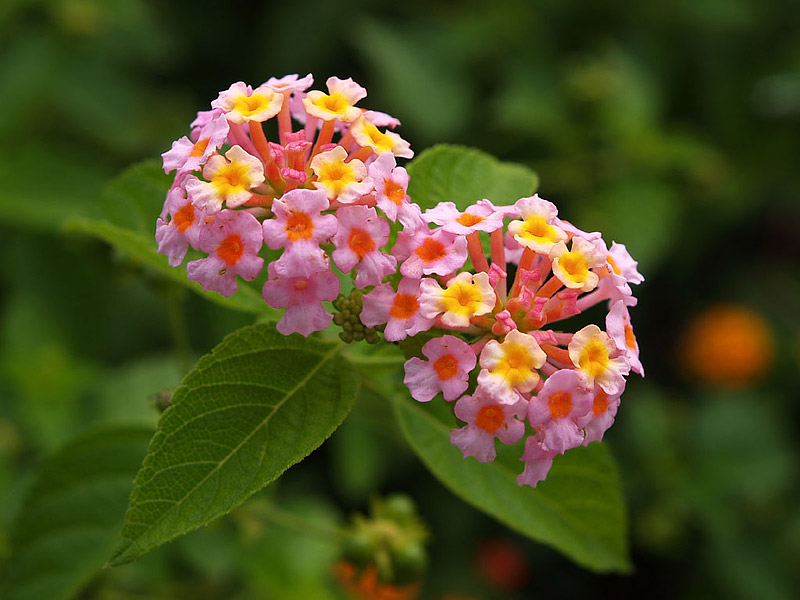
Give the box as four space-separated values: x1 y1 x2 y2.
310 119 335 158
229 124 259 157
277 93 293 146
467 232 490 273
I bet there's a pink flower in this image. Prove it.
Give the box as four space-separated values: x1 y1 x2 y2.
606 300 644 376
423 200 505 236
271 243 330 278
156 185 205 267
262 265 340 337
332 206 396 288
527 369 593 453
393 228 467 279
186 209 264 297
368 153 414 224
361 278 435 342
607 242 644 285
263 73 314 94
517 436 557 488
554 218 603 243
190 108 222 130
162 111 229 176
361 109 401 129
403 336 477 402
262 188 338 250
583 387 622 445
450 392 526 463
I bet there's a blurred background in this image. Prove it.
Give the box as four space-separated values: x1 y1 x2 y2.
1 0 799 598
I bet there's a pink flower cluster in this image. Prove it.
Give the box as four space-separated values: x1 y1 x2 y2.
360 194 644 487
156 74 418 336
156 73 644 489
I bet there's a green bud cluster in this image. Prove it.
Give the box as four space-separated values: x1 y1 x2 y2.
332 288 380 344
340 493 429 585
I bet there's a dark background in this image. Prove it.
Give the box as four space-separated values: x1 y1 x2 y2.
1 1 798 598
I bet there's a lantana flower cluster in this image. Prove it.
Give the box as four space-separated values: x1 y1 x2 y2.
157 74 418 336
156 74 644 488
359 194 644 487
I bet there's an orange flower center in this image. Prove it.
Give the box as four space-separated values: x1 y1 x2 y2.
415 238 447 263
286 212 314 242
433 354 458 380
592 389 610 417
624 322 637 350
173 203 195 233
390 293 418 320
190 138 210 158
384 179 406 205
456 213 484 227
548 391 573 419
476 405 504 433
348 227 375 259
217 234 244 266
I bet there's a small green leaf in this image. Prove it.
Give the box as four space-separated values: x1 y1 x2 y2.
1 426 153 600
407 144 539 211
391 394 630 573
108 323 359 566
64 160 278 316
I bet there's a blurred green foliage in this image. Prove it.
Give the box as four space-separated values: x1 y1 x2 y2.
1 0 799 598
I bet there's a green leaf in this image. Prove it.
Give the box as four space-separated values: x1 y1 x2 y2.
1 426 153 600
108 323 359 566
391 394 630 573
64 160 278 316
407 144 539 211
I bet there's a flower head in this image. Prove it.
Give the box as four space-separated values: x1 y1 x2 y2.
394 192 642 487
157 74 418 334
